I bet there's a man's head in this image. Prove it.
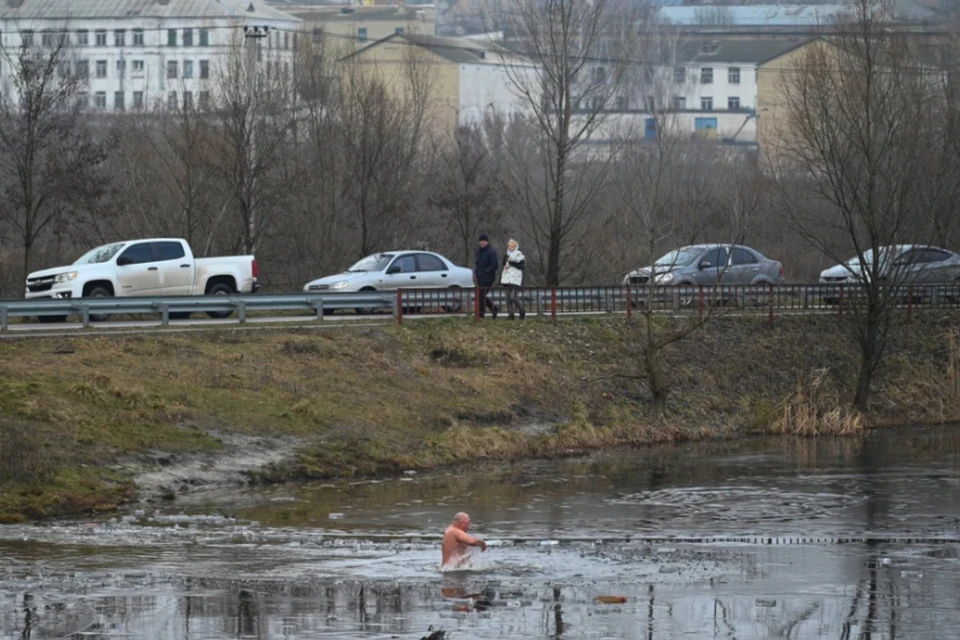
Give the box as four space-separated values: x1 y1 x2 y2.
479 234 489 249
453 512 471 531
507 239 518 252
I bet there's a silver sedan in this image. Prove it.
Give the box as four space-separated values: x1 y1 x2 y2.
303 251 475 293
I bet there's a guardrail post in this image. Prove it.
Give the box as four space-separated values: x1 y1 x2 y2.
839 285 845 320
237 300 247 324
81 305 91 329
625 286 632 322
550 287 557 323
672 288 681 311
474 287 480 322
802 289 809 310
315 298 324 319
698 285 704 320
396 289 403 326
907 286 913 322
159 304 170 327
0 306 7 332
932 286 941 310
768 283 775 328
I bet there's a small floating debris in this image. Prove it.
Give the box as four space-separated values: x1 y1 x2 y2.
595 595 627 604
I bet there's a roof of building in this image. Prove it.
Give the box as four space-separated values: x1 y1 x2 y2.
0 0 300 22
291 6 431 22
345 32 508 63
657 2 942 26
673 36 812 64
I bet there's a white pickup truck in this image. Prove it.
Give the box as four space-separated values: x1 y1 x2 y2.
25 238 259 321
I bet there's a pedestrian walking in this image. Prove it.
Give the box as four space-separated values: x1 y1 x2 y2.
475 234 499 318
500 239 526 320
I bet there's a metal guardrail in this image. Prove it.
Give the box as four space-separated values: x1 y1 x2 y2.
0 293 394 330
2 283 959 330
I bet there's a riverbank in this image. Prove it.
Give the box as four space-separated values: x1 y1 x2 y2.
1 315 958 522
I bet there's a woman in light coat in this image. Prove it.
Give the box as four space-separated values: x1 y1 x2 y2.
500 239 526 320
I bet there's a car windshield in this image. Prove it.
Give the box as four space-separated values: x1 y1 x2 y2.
74 243 126 265
655 247 703 268
348 253 394 273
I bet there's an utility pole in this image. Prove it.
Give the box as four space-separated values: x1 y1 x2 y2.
242 25 268 254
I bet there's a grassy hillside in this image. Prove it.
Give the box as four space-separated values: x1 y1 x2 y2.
1 315 958 522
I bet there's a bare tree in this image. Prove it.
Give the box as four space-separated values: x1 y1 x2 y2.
208 31 301 255
0 32 112 286
430 124 510 266
771 0 955 410
494 0 644 285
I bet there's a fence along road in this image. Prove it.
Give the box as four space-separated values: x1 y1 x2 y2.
2 283 959 334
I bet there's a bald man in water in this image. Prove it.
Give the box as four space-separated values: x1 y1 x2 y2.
441 512 487 568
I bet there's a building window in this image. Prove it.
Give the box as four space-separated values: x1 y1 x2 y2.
284 32 289 49
199 60 209 79
199 90 210 110
167 29 177 46
700 67 713 84
358 27 367 42
183 29 193 47
57 61 70 77
76 60 89 77
167 61 178 79
76 30 88 46
42 31 54 47
114 91 125 110
96 30 107 46
115 30 125 47
133 91 143 109
615 95 628 110
674 67 684 84
116 60 126 78
95 60 107 78
94 91 106 109
701 97 713 111
133 60 144 75
199 29 209 46
728 67 740 84
395 27 404 35
57 31 69 46
183 91 193 110
312 27 323 43
645 97 655 112
674 96 686 110
167 91 177 110
184 60 193 79
133 29 144 46
728 96 740 110
593 66 607 84
293 33 298 49
21 30 34 47
77 92 88 109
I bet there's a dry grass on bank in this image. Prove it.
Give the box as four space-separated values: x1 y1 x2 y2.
1 315 959 520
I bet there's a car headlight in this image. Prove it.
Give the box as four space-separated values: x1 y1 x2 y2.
54 271 78 283
656 272 674 283
330 281 350 290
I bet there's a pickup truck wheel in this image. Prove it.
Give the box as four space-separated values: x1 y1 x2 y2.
206 283 235 319
87 286 113 322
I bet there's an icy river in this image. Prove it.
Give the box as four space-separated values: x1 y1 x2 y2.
2 427 960 639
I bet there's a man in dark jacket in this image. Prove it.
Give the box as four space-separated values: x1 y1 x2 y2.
474 234 499 318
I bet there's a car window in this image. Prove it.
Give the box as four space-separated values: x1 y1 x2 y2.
919 249 951 264
154 241 186 261
893 250 919 266
390 256 417 273
416 254 447 272
118 242 154 265
731 247 758 265
700 247 728 268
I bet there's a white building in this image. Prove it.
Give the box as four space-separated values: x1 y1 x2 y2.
0 0 301 111
587 36 809 145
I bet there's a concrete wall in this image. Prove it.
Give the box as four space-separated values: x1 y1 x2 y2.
457 62 537 128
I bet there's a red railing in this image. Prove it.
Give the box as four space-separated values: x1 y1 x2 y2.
390 283 960 325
